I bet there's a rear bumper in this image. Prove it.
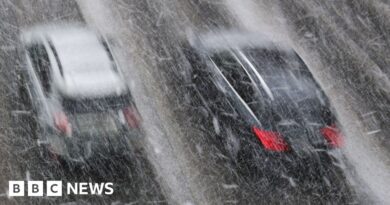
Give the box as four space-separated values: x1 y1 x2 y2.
237 146 339 179
43 128 141 162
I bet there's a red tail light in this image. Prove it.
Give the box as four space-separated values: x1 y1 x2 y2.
123 106 142 129
321 124 343 148
252 126 289 152
54 111 72 137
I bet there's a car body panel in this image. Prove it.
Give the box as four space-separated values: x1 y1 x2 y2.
183 30 339 157
20 23 140 161
21 23 128 99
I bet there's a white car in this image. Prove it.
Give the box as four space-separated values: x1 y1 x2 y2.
18 23 141 162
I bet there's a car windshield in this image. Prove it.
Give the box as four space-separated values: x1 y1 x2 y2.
210 48 334 129
62 93 132 113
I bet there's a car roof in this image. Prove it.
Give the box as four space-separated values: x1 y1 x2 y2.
47 26 111 74
21 23 128 99
189 30 294 53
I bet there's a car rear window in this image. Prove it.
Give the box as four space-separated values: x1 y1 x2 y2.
62 93 132 113
210 48 335 129
241 48 334 124
242 48 319 100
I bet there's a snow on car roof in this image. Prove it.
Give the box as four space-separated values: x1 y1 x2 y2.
22 23 128 98
47 26 112 74
22 23 111 75
49 26 127 98
194 30 294 52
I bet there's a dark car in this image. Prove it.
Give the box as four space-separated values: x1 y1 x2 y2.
182 31 343 173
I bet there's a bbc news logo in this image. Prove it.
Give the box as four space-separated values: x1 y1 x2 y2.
8 181 114 197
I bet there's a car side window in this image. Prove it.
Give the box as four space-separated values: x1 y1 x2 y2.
210 51 272 125
27 43 51 96
101 39 118 73
210 51 258 108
